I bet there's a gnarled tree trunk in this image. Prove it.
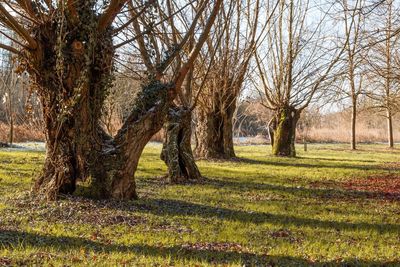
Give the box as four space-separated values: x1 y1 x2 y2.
270 107 300 157
101 80 172 199
30 8 115 200
29 6 173 200
161 106 201 183
195 93 236 159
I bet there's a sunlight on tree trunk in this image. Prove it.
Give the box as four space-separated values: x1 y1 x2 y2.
195 101 236 160
271 107 299 157
161 106 201 183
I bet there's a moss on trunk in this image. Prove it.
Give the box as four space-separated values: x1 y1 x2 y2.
271 107 300 157
161 106 201 183
29 4 173 200
29 4 115 200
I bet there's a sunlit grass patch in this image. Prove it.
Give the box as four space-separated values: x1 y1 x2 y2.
0 143 399 266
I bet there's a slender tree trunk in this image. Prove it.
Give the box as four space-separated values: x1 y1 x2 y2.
6 78 13 146
8 113 13 146
195 95 236 159
161 106 201 183
387 108 394 148
271 107 300 157
351 98 357 150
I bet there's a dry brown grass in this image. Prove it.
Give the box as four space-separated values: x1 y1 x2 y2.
303 127 400 144
299 120 400 144
0 123 44 143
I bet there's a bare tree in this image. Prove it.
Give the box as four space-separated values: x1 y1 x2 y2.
0 0 222 200
120 0 224 183
334 0 367 150
364 0 400 148
194 0 266 159
256 0 345 157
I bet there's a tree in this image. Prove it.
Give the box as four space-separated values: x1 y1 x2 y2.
256 0 345 157
337 0 367 150
0 0 222 200
121 0 223 183
364 0 400 148
194 0 265 159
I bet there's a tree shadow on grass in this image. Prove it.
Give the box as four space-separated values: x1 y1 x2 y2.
0 230 398 266
232 157 392 172
200 177 400 202
298 156 376 163
129 198 400 234
0 230 265 265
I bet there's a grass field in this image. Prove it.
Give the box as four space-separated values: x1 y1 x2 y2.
0 144 400 266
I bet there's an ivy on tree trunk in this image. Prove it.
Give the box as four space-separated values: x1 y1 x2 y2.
28 4 173 200
161 106 201 183
270 107 300 157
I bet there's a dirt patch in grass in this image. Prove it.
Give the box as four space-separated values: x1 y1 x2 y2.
342 174 400 201
310 174 400 202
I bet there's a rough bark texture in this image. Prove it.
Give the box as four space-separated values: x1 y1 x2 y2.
27 4 173 200
195 92 236 159
29 5 115 200
103 80 172 199
161 106 201 183
270 107 300 157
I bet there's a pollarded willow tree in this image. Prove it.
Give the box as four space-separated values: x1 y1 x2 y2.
0 0 222 200
120 0 223 183
193 0 267 160
123 0 221 183
256 0 345 157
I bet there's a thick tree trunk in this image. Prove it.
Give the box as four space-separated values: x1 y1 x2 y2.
30 15 115 200
24 4 174 201
271 107 300 157
351 99 357 150
89 79 173 199
195 95 236 159
161 106 201 183
387 108 394 148
34 78 172 200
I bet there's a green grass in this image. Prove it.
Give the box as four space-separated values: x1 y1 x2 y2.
1 144 400 266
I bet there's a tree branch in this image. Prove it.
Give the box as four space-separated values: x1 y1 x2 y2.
0 3 37 49
98 0 129 31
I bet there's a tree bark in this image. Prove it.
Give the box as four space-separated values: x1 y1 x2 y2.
271 107 300 157
29 6 173 200
387 108 394 148
195 93 236 159
29 10 115 199
268 116 277 147
351 98 357 150
106 80 172 198
161 106 201 183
